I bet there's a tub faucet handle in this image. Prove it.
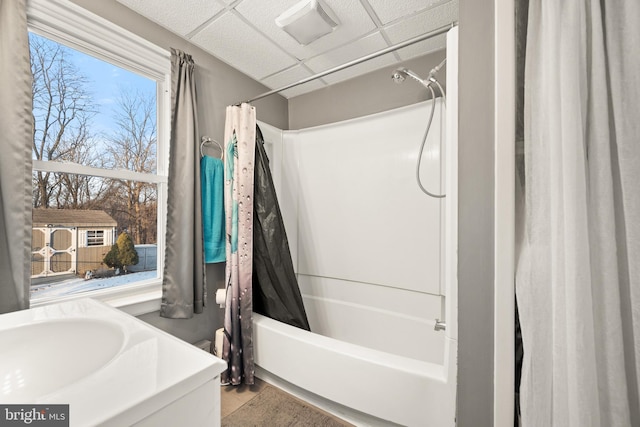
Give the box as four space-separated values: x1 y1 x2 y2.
434 319 446 332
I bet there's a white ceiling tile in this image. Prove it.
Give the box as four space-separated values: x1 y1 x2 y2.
116 0 458 91
394 33 447 61
116 0 225 36
261 65 327 98
235 0 376 61
304 32 396 85
384 0 457 60
191 12 297 80
367 0 450 25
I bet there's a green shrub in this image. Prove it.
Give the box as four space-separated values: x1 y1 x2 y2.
103 244 122 269
117 232 139 272
102 232 139 272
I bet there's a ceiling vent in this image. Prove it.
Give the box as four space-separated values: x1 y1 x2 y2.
275 0 339 45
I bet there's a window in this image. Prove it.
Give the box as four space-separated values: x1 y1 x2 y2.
28 0 170 305
86 231 105 247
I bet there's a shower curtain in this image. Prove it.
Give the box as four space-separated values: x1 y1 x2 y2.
517 1 640 426
252 125 310 331
222 103 256 385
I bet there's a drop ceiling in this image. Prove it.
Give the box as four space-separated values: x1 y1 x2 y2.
115 0 458 98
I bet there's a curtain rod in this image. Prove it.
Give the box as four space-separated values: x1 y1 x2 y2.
241 22 457 104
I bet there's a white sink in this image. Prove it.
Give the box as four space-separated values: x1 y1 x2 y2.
0 299 227 426
0 318 124 401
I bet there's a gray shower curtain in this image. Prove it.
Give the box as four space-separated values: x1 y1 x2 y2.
0 0 32 314
252 125 310 331
161 49 206 319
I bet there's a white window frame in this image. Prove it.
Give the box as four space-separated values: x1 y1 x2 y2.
86 230 105 247
27 0 170 315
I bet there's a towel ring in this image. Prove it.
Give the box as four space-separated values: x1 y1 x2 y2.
200 136 224 159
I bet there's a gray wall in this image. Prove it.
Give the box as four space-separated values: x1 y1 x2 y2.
69 4 499 425
457 0 495 425
70 0 289 344
288 50 446 129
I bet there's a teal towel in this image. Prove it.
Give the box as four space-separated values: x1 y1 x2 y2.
226 134 239 254
201 155 225 263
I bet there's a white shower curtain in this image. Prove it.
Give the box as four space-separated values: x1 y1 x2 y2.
517 1 640 426
221 103 256 385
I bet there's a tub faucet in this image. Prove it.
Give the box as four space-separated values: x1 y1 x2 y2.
434 319 446 332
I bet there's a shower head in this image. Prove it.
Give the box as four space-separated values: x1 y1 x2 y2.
391 68 407 84
391 67 431 89
391 59 447 89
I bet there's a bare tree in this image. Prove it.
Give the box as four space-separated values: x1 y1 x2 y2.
105 89 157 244
29 33 157 245
30 33 96 208
52 119 106 209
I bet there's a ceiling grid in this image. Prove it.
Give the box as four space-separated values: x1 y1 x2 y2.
116 0 458 98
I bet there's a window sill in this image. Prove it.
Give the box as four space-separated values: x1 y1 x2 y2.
30 279 162 317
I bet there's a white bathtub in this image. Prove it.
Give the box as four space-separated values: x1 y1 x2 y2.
256 99 457 426
254 27 459 427
0 299 227 426
257 104 458 425
253 313 457 426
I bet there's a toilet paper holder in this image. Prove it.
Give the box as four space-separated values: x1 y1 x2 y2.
215 288 226 308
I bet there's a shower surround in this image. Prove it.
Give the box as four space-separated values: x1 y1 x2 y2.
253 86 458 425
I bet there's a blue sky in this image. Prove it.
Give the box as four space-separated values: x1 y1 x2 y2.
31 32 156 136
71 46 156 135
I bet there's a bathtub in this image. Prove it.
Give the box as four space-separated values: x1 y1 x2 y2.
253 313 457 426
0 298 227 426
255 95 457 426
256 103 458 425
254 27 459 427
